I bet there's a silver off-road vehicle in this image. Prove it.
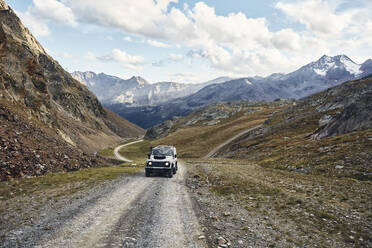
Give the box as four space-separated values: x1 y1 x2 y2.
145 145 178 178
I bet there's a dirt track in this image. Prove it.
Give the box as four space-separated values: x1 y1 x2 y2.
203 125 262 158
113 140 144 162
34 162 207 248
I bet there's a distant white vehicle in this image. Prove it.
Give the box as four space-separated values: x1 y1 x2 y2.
145 145 178 178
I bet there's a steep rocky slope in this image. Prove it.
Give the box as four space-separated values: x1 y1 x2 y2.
0 0 144 180
0 101 101 181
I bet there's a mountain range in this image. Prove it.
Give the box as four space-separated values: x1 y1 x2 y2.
101 55 372 128
72 71 233 106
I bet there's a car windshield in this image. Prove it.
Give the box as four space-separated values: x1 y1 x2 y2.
152 147 173 156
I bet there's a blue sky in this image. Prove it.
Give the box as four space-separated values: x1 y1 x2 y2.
7 0 372 83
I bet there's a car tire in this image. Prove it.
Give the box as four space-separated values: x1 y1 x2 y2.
173 166 177 174
167 169 173 178
145 170 150 177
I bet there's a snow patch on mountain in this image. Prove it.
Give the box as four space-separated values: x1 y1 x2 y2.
313 68 327 76
340 56 362 75
245 79 253 85
115 91 134 104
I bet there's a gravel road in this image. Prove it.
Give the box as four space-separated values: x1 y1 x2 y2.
34 162 207 248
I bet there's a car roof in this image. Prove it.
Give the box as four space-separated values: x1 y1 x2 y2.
154 145 175 149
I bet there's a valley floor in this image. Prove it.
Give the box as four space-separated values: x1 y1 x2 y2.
1 139 371 248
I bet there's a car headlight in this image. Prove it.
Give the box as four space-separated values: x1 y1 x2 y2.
165 162 169 166
148 161 152 166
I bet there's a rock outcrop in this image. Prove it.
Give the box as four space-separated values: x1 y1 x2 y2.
310 76 372 139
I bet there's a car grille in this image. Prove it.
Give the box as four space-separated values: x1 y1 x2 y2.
154 155 166 160
151 161 166 167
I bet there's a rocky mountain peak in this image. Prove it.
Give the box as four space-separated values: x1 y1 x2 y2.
71 71 97 86
0 0 45 55
307 54 362 76
318 54 333 63
315 54 353 65
361 59 372 73
0 0 9 10
129 76 148 86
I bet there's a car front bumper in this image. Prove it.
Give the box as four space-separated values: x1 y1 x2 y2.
145 167 172 173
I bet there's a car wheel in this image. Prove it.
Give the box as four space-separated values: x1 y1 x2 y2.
168 169 173 178
145 170 150 177
173 166 177 174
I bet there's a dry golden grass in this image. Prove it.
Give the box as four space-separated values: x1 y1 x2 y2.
220 103 372 179
117 105 284 161
118 140 151 166
98 138 136 158
151 106 282 158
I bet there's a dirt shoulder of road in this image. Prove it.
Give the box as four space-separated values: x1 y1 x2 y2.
185 159 372 248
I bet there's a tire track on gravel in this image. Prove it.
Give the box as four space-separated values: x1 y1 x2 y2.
36 176 151 248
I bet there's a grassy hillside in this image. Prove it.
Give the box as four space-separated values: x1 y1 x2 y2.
119 101 290 160
218 77 372 179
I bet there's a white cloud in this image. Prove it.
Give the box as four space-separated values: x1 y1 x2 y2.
147 39 170 48
85 49 145 72
17 11 50 37
98 49 144 65
15 0 76 37
66 0 178 38
31 0 77 26
271 29 301 51
276 0 353 38
17 0 372 77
